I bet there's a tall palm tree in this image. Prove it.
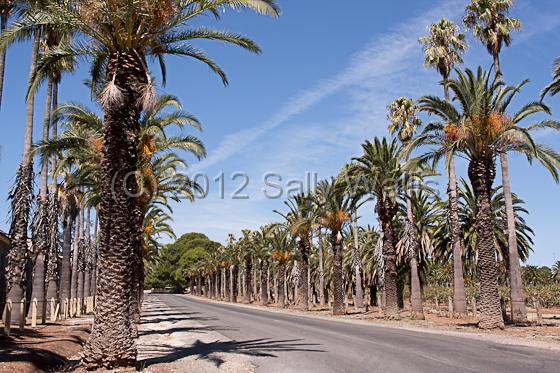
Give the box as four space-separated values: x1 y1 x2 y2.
352 138 404 318
429 67 543 328
275 193 315 310
419 18 467 100
418 18 469 317
3 2 40 323
315 178 354 315
6 1 279 367
552 261 560 283
387 97 425 320
270 226 291 308
463 0 520 78
463 0 532 324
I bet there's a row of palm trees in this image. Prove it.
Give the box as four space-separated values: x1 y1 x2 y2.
183 0 560 331
0 0 280 369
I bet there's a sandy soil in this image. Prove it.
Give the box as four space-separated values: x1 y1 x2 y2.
0 317 91 373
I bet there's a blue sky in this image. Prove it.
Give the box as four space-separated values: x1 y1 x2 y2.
1 0 559 265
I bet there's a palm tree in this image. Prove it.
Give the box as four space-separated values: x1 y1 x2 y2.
429 67 542 328
387 97 425 320
315 178 354 315
418 18 469 317
270 226 291 308
552 261 560 283
3 7 40 324
419 18 467 100
276 193 315 310
352 138 404 318
254 224 275 305
463 0 520 78
5 1 279 366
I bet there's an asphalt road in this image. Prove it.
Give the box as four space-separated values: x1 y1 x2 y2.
153 294 559 373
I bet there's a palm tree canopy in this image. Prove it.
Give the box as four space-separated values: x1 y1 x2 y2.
463 0 520 58
541 57 560 99
1 0 280 100
387 97 422 143
419 18 467 79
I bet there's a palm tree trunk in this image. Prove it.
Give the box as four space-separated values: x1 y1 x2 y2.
84 208 92 299
331 231 345 315
77 208 85 313
29 77 54 320
352 216 364 309
493 54 501 79
376 198 399 318
244 257 252 303
468 159 504 329
225 266 231 301
0 13 8 109
6 32 40 324
46 81 59 314
406 195 424 320
71 211 79 300
447 155 468 317
60 211 72 306
297 238 310 310
91 213 98 296
317 231 326 306
260 259 268 305
499 152 527 323
83 52 147 368
278 262 286 307
231 265 238 303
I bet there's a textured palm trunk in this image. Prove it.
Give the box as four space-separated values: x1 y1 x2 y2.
83 51 146 368
0 13 8 109
77 208 85 313
376 198 399 318
468 158 504 329
499 152 527 323
331 231 345 315
317 232 326 306
260 259 269 305
406 195 424 320
59 211 72 306
277 262 286 307
231 265 238 303
352 216 364 309
447 155 468 317
29 77 54 320
244 257 252 303
46 81 59 313
225 267 231 301
70 211 80 300
91 214 98 296
296 238 310 310
6 32 40 323
84 208 92 299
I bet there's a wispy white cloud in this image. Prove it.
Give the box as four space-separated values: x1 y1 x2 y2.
189 0 464 174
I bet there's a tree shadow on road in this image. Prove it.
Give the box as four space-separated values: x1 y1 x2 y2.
139 338 326 368
139 325 238 337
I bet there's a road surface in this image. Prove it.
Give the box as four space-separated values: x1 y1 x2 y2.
149 294 559 373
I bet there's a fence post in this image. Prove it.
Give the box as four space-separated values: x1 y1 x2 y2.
4 299 12 336
19 298 25 331
31 298 38 328
533 298 543 325
448 296 453 319
472 297 477 317
50 298 56 322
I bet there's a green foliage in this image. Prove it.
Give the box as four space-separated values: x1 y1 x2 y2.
144 232 220 291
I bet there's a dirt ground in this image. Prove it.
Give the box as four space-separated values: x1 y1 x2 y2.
0 318 91 373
